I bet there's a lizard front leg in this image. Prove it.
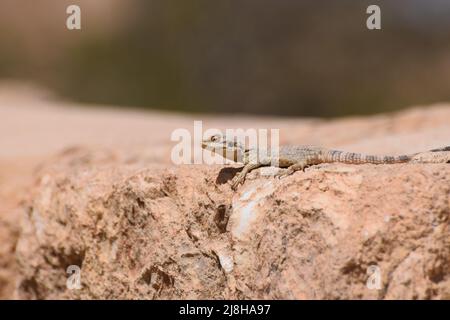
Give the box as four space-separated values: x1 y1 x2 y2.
231 163 261 190
276 160 308 179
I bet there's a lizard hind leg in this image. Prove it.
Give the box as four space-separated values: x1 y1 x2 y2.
276 160 308 179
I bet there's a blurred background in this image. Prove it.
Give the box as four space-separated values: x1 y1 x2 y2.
1 0 450 117
2 0 450 301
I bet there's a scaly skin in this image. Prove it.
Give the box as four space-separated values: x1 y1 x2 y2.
201 134 450 190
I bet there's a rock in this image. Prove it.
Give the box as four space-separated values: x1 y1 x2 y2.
0 219 19 299
15 149 450 299
2 87 449 299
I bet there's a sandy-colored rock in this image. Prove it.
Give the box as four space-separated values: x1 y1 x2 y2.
0 158 38 299
1 84 450 299
14 147 450 299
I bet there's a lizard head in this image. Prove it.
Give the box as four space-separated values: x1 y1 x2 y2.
201 134 245 162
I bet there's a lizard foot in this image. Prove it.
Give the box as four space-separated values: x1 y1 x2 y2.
230 175 244 190
275 162 308 179
275 168 294 179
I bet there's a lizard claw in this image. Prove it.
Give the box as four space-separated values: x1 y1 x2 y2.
278 173 291 180
275 168 294 180
230 176 243 190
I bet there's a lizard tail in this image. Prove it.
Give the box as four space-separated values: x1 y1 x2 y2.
325 145 450 164
324 150 411 164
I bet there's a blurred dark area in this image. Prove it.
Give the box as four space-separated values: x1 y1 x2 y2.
1 0 450 117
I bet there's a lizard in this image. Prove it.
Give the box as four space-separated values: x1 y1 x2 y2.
201 134 450 190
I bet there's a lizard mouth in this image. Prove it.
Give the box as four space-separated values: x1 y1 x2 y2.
201 142 211 150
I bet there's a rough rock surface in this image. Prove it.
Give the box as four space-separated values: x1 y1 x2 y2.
15 148 450 299
0 158 35 299
2 86 450 299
